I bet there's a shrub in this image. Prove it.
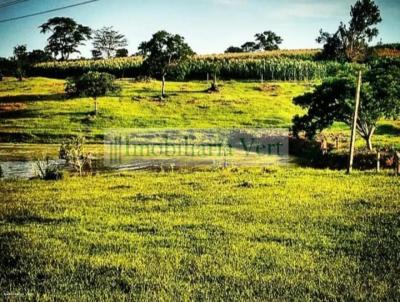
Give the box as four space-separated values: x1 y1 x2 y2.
35 157 63 180
59 137 93 176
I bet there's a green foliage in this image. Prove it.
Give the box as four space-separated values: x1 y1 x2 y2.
138 31 195 77
116 48 129 58
92 27 128 59
40 17 92 60
66 71 120 99
31 57 360 82
232 30 283 53
34 156 63 180
293 59 400 150
1 77 398 148
318 0 382 62
66 71 120 115
0 57 16 77
241 41 257 52
30 50 331 80
138 30 195 97
254 31 283 51
91 49 103 60
59 137 92 175
13 44 28 80
224 46 243 53
0 167 399 300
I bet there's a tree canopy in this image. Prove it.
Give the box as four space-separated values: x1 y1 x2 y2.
317 0 382 62
92 27 128 59
254 31 283 51
229 31 283 53
40 17 92 60
66 71 120 115
292 59 400 150
138 30 194 97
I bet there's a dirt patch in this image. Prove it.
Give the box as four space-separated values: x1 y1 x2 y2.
258 84 281 92
0 102 27 112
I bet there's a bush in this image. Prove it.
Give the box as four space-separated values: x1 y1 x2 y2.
66 71 120 98
35 157 63 180
59 137 93 176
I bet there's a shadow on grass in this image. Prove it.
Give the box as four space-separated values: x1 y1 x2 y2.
375 124 400 136
0 231 49 292
0 93 65 103
2 208 74 225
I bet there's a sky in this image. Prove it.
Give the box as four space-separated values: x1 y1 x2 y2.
0 0 399 58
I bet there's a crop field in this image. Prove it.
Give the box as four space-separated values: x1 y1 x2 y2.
31 52 360 80
1 167 399 301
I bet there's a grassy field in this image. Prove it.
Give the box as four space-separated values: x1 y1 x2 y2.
1 167 399 301
1 77 398 150
0 76 399 300
0 77 309 142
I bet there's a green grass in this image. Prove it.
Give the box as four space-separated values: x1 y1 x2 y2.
1 77 398 149
0 167 399 300
0 77 309 142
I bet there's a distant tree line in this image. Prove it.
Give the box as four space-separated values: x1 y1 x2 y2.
225 31 283 53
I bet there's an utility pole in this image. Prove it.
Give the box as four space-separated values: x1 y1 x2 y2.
347 71 362 174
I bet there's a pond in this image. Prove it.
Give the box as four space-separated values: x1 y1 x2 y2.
0 143 292 179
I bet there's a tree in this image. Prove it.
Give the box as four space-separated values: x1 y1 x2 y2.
92 27 128 59
13 44 28 81
241 41 257 53
317 0 382 62
91 50 102 60
292 59 400 150
138 30 194 98
116 48 129 58
66 72 120 116
40 17 92 61
27 49 52 64
225 46 243 53
254 31 283 51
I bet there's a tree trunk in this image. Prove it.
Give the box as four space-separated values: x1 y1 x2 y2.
366 136 373 151
94 97 98 115
161 75 166 98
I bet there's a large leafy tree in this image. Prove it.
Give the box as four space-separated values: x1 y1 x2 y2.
254 31 283 51
92 27 128 59
40 17 92 61
317 0 382 62
292 59 400 150
138 30 194 98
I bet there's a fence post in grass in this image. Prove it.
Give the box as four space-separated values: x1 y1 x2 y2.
347 71 362 175
376 151 380 173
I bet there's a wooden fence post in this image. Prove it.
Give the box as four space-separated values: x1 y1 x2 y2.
395 152 400 176
376 151 380 173
347 71 362 174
